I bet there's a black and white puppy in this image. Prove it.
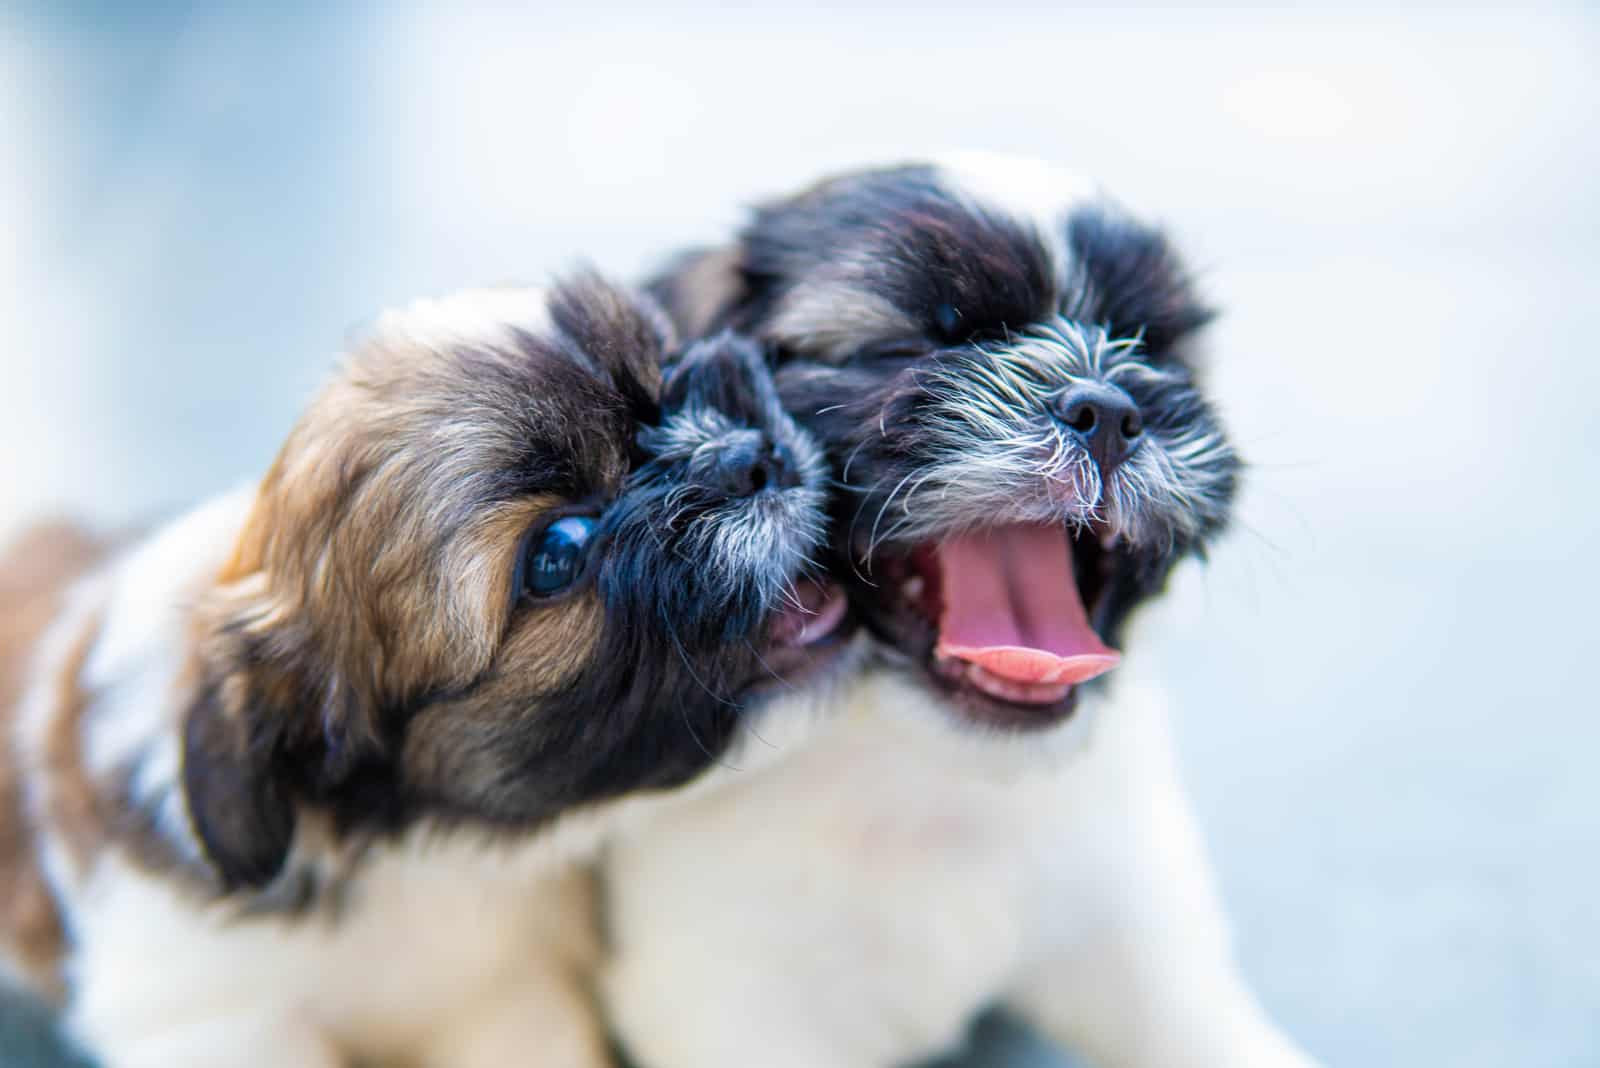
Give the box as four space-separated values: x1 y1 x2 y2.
0 275 849 1067
603 155 1321 1068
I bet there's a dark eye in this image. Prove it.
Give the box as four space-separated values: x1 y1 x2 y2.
521 515 597 598
933 302 963 337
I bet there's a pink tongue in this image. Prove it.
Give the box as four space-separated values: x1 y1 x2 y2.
934 525 1120 686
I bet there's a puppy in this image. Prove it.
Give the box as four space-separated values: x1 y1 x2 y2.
0 275 850 1067
602 156 1321 1068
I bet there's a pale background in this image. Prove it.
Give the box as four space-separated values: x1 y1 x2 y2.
3 4 1597 1066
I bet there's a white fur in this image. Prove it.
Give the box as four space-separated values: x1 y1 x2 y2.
601 153 1317 1067
82 488 255 784
602 669 1320 1068
934 152 1100 287
68 837 605 1068
372 285 556 358
857 324 1231 554
72 491 258 868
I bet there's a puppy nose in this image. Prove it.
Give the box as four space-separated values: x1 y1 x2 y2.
716 437 800 497
1051 383 1144 476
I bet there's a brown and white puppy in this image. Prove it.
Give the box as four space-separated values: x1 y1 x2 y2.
602 156 1321 1068
0 275 849 1068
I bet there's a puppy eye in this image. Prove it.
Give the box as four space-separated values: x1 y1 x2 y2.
522 516 597 598
933 303 963 336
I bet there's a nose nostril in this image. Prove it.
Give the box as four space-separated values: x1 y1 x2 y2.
769 443 797 489
1054 384 1144 476
745 462 769 495
1066 405 1098 434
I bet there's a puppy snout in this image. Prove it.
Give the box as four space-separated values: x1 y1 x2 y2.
1051 383 1144 476
709 432 799 497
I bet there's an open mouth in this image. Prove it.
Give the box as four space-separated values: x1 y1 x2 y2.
856 523 1120 730
758 577 854 684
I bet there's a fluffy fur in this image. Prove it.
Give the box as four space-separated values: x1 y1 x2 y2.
0 276 851 1066
603 155 1321 1067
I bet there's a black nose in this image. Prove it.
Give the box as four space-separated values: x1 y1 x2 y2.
1051 383 1144 476
715 437 800 497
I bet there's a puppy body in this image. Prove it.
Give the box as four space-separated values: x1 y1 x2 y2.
1 278 849 1066
604 157 1319 1068
4 493 608 1067
607 673 1310 1068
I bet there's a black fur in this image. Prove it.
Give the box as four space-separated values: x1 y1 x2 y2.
421 337 821 827
649 160 1237 707
731 165 1055 348
182 682 297 890
1064 207 1215 356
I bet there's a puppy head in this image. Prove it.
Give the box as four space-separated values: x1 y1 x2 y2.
183 275 848 889
651 155 1238 732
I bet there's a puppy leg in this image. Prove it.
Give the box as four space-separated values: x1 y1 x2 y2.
417 972 611 1068
103 1012 345 1068
1007 931 1316 1068
605 950 883 1068
1005 689 1318 1068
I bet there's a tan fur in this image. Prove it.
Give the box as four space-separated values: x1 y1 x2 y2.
401 590 604 788
0 523 108 995
38 609 104 874
205 344 623 737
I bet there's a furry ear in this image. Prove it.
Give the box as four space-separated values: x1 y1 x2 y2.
1063 206 1215 358
181 676 295 890
180 565 392 891
178 553 377 891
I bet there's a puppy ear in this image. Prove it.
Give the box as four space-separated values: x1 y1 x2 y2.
1064 207 1215 357
181 554 396 891
181 673 296 890
644 245 747 340
179 528 380 890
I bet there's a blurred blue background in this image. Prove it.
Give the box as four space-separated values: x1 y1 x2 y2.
3 4 1597 1066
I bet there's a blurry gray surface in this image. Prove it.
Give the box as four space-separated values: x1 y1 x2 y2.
921 1014 1079 1068
0 990 91 1068
0 1007 1067 1068
2 4 1596 1067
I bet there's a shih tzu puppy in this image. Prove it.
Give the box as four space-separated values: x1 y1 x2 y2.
602 156 1321 1067
0 274 850 1067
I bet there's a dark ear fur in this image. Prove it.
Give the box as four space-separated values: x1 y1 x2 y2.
179 575 380 892
1064 206 1215 357
181 677 295 891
